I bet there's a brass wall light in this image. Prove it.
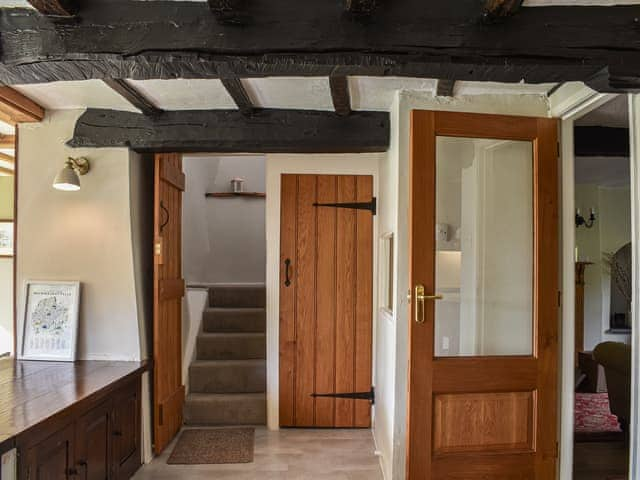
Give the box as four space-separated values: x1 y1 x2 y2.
53 157 90 191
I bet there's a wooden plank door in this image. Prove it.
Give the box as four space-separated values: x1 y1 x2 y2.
407 111 559 479
153 153 185 454
280 174 374 428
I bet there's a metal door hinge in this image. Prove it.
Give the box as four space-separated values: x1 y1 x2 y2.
311 387 375 404
313 197 377 215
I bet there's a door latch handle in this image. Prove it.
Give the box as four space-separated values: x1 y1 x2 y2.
413 285 442 323
284 258 292 287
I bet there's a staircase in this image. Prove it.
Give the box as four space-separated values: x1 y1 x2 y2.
184 285 267 425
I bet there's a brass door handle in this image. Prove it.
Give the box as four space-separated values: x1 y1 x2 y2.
413 285 442 323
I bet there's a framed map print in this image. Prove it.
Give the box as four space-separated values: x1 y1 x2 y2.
21 281 80 361
0 221 13 257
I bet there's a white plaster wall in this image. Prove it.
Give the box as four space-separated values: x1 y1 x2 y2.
16 110 142 361
182 155 266 285
374 93 399 480
389 92 551 480
575 184 632 348
264 153 381 433
183 287 208 391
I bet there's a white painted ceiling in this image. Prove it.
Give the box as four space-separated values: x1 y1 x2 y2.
575 94 628 128
12 77 553 113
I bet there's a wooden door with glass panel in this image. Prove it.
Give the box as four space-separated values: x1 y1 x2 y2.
407 111 558 479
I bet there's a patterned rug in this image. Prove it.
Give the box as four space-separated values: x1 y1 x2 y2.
575 393 624 442
167 428 255 464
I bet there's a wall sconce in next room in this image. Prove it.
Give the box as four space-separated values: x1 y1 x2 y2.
575 207 596 229
53 157 91 191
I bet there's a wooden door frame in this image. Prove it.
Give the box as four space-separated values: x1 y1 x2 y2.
406 110 559 479
264 155 381 429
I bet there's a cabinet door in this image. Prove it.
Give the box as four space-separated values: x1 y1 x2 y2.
23 424 75 480
75 401 111 480
111 379 141 480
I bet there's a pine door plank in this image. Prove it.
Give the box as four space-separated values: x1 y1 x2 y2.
314 175 338 426
335 176 357 427
279 175 297 427
354 175 373 427
294 175 317 426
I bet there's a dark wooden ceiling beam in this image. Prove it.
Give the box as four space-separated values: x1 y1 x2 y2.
0 1 639 92
220 78 255 115
208 0 249 25
329 76 351 117
0 135 15 148
102 79 163 116
482 0 523 21
26 0 77 16
67 108 389 153
436 79 456 97
345 0 376 15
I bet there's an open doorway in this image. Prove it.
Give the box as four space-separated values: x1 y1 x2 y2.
0 122 16 358
181 154 267 426
572 95 631 480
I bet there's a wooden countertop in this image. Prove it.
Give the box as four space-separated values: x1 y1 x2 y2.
0 359 147 452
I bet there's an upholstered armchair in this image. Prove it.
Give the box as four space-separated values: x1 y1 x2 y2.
593 341 632 430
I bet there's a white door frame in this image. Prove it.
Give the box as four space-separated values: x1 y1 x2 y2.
550 86 632 479
264 154 382 430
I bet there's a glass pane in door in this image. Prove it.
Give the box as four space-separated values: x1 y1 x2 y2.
434 136 533 357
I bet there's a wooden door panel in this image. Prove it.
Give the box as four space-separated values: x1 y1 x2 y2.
335 175 357 428
315 175 337 427
293 175 317 427
433 392 535 455
279 174 373 428
153 153 185 454
354 176 373 428
407 111 558 479
25 424 75 480
279 174 297 427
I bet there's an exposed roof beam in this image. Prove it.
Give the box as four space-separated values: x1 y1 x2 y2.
208 0 249 25
220 78 255 116
0 1 638 92
68 108 389 153
575 126 629 157
0 166 14 176
26 0 77 16
436 79 456 97
0 152 15 165
0 135 16 149
102 79 163 116
0 87 44 124
482 0 524 21
345 0 376 15
329 76 351 117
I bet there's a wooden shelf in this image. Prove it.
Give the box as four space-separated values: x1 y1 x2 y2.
205 192 266 198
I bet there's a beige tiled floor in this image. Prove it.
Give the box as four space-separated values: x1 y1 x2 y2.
133 427 384 480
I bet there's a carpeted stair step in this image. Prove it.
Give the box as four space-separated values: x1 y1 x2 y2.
189 359 266 394
196 332 266 360
209 285 266 309
203 307 266 333
184 393 266 425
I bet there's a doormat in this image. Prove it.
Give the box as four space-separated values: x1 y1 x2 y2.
575 393 624 443
167 428 255 464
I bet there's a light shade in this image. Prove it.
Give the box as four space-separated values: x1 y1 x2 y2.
53 164 81 191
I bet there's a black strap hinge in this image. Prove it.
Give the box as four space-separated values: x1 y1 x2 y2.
313 197 376 215
310 386 375 404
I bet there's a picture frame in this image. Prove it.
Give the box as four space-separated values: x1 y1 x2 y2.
0 220 13 257
21 281 80 362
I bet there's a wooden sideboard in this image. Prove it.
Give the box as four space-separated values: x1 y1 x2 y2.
0 359 147 480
